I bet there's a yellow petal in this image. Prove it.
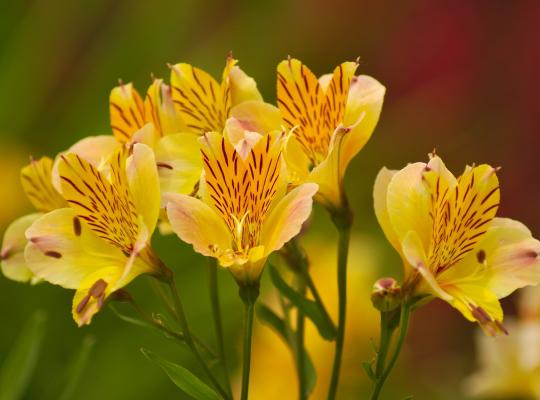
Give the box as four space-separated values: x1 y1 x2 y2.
126 143 160 235
51 135 121 193
21 156 66 212
229 65 263 105
228 101 283 136
72 266 123 326
387 162 432 252
1 213 42 283
428 162 498 274
283 134 311 186
170 63 227 133
110 82 146 143
155 132 203 195
373 168 401 255
322 61 358 136
144 78 187 136
24 208 127 289
165 193 231 257
228 247 267 285
131 123 159 148
443 218 540 299
260 183 318 255
339 75 385 173
58 149 140 254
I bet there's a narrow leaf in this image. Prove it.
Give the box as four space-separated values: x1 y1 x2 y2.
141 348 219 400
303 351 317 396
269 265 336 340
0 311 46 400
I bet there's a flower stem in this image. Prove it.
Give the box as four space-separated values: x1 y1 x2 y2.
370 302 412 400
167 277 230 400
207 258 233 398
239 283 260 400
296 276 307 400
327 202 353 400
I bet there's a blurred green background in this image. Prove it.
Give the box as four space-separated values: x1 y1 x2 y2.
1 0 539 399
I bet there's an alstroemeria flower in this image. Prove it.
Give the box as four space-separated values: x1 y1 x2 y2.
25 144 163 326
374 155 540 335
277 58 385 210
1 156 67 282
170 55 262 134
164 130 318 285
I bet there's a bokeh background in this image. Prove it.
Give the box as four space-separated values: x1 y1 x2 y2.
1 0 539 399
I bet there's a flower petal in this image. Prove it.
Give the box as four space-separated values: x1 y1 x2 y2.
339 75 385 173
386 162 432 250
126 143 160 235
110 82 146 143
24 208 127 289
373 167 401 255
58 149 140 254
144 78 187 136
229 65 263 105
51 135 121 193
21 157 66 212
1 213 42 283
165 193 231 257
260 183 318 254
155 132 203 196
170 62 228 133
228 101 282 137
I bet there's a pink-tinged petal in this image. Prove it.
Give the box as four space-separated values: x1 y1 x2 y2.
24 208 127 289
1 213 42 283
260 183 318 255
228 101 282 136
165 192 231 257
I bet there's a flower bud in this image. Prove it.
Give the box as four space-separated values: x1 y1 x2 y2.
371 277 401 312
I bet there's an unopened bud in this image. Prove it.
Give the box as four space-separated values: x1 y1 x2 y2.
371 277 401 312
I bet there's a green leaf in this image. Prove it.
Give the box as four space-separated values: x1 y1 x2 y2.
57 335 96 400
302 350 317 396
0 311 47 400
109 303 156 330
141 348 219 400
256 303 288 341
269 265 336 340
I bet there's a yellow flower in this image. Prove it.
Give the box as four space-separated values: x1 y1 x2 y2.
164 129 318 285
1 156 67 283
374 154 540 335
24 144 163 326
155 56 265 204
277 58 385 210
169 55 262 134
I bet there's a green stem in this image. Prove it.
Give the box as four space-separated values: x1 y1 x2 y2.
208 258 233 398
327 203 352 400
374 312 392 378
168 278 230 400
239 284 259 400
296 276 307 400
370 303 412 400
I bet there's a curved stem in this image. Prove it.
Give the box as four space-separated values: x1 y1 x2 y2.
240 296 256 400
370 303 412 400
327 206 352 400
168 278 230 400
208 259 233 398
374 312 392 378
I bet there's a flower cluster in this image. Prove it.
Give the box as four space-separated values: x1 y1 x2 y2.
2 53 539 400
1 55 385 326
